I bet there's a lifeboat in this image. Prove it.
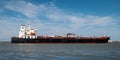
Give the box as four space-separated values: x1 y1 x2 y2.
30 32 35 35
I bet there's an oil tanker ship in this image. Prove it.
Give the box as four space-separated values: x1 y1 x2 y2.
11 24 110 43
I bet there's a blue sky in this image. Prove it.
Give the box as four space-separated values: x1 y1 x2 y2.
0 0 120 41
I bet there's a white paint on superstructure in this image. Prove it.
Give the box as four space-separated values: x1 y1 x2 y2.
18 24 37 39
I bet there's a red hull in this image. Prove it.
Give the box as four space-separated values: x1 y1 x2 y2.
11 36 110 43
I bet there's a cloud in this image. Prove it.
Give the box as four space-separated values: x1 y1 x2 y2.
5 0 46 18
5 0 114 27
89 16 113 26
4 0 116 29
0 0 119 40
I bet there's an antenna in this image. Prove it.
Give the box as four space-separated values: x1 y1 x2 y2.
27 21 31 29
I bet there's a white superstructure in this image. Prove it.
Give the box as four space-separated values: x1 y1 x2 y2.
18 24 37 39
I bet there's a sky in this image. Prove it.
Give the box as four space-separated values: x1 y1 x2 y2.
0 0 120 41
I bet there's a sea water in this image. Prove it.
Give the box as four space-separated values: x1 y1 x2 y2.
0 42 120 60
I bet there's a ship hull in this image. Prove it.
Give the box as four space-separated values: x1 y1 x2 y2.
11 37 109 43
